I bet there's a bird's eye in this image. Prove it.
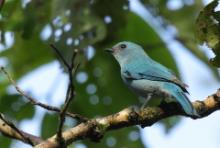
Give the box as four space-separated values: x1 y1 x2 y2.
120 44 127 49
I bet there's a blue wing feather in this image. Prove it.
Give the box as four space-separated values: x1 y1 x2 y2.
122 57 188 93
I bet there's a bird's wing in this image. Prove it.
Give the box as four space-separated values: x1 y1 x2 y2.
122 58 188 93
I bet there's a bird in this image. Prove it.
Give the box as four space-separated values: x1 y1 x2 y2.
105 41 199 117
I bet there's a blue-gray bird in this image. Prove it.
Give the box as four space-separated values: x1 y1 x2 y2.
106 41 199 117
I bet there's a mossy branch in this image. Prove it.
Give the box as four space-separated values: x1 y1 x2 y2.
34 89 220 148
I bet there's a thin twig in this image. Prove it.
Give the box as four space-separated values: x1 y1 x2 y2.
0 113 34 146
70 49 79 69
50 44 70 69
0 66 88 122
49 45 79 147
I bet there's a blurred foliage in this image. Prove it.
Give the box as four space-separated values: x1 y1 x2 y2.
0 136 11 148
41 113 59 139
141 0 220 77
0 0 219 147
196 0 220 67
0 0 4 11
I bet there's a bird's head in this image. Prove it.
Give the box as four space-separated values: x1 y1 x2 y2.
105 41 147 64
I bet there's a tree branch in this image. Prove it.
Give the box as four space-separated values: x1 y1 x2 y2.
0 114 43 145
50 44 79 148
1 50 220 148
0 66 88 122
35 89 220 148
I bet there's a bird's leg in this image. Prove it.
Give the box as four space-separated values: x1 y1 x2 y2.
141 93 152 110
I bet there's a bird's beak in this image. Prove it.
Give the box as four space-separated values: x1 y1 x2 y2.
105 48 113 53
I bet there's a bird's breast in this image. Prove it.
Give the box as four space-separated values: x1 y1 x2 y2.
122 77 164 98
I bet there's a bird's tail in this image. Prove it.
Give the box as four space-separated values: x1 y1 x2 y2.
172 90 199 117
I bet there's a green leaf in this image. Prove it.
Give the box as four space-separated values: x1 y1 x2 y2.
0 94 35 121
195 0 220 67
14 102 35 121
0 136 11 148
41 113 58 139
